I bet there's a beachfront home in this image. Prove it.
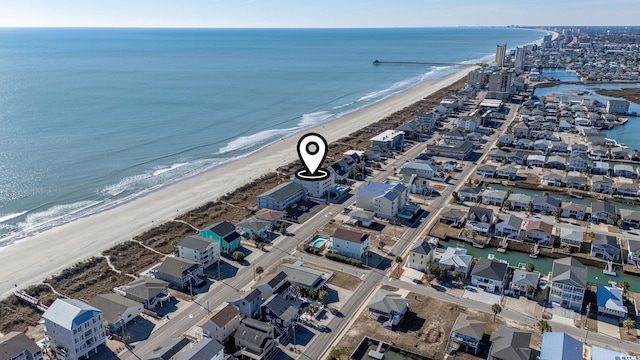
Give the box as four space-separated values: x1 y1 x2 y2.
200 221 242 255
438 247 473 278
234 319 277 360
179 338 224 360
591 175 613 193
439 207 467 227
355 181 408 220
597 285 628 319
43 299 106 360
254 208 284 226
592 161 611 175
328 157 356 183
614 164 635 178
260 295 299 337
559 228 585 250
154 257 203 291
178 235 221 269
416 112 438 129
292 174 335 198
508 193 531 211
540 332 582 360
524 220 554 245
448 314 486 355
0 332 44 360
488 325 532 360
466 207 494 236
370 129 404 150
549 257 587 311
621 209 640 229
196 303 242 344
115 276 170 310
509 270 539 298
476 164 497 178
532 195 561 214
231 289 263 319
399 162 438 180
591 200 616 224
457 186 480 202
407 241 437 272
590 234 621 262
331 228 370 261
542 173 563 187
367 289 408 326
396 121 421 139
235 217 273 239
90 293 143 333
257 181 308 211
561 202 587 220
494 214 523 240
470 258 509 293
481 189 507 206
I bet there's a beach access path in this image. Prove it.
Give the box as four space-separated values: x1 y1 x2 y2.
0 66 476 300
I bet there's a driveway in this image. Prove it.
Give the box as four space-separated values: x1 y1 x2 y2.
462 286 502 305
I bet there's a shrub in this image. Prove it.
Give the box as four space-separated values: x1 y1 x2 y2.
325 252 363 268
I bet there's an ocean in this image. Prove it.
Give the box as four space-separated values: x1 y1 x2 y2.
0 27 545 246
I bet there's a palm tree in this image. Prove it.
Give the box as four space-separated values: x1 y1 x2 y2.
537 319 552 333
279 221 287 235
524 284 535 297
623 318 636 335
318 290 329 303
378 241 386 251
396 256 404 274
525 263 535 272
491 303 502 320
620 281 631 295
453 270 462 283
255 266 264 275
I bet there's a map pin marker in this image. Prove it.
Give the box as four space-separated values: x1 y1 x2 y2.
296 133 330 180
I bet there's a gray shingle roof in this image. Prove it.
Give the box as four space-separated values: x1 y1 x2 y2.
156 257 199 278
467 206 494 223
205 221 237 237
410 241 437 256
332 228 369 244
489 325 532 360
123 276 168 301
592 200 616 215
452 314 485 340
177 338 223 360
91 293 142 324
552 257 587 289
532 195 561 207
497 214 523 230
278 264 324 288
178 235 214 252
0 332 41 359
368 290 408 315
259 182 306 203
593 233 618 247
262 295 299 323
236 217 272 232
511 270 539 289
471 258 508 282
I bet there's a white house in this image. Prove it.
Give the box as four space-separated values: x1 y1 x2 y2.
438 247 473 278
591 175 613 194
257 182 308 211
0 332 44 360
292 175 335 198
90 293 143 333
561 202 587 220
179 338 224 360
370 129 404 150
494 214 523 240
509 269 539 298
559 228 584 249
508 193 531 211
178 235 221 269
590 234 621 262
356 181 408 219
196 304 242 344
231 289 263 319
331 228 370 260
549 257 587 311
399 162 438 180
482 189 507 207
596 285 627 318
43 299 106 360
466 206 494 236
470 258 509 293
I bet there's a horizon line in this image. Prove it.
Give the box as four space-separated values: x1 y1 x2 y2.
0 25 633 30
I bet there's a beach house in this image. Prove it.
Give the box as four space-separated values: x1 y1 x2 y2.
439 207 467 227
292 174 335 198
590 234 621 262
524 220 554 245
370 129 404 150
591 200 616 224
494 214 523 240
199 221 242 255
559 228 585 250
196 303 242 344
549 257 587 311
488 325 532 360
509 270 539 298
90 293 143 333
481 189 507 206
466 207 494 236
407 241 437 272
367 289 408 326
476 164 497 178
153 257 203 291
457 186 480 202
257 181 308 211
0 332 44 360
532 195 561 214
231 289 263 319
331 228 370 260
355 181 408 219
235 217 273 239
43 299 106 360
539 332 582 360
278 263 327 291
260 295 299 337
561 202 587 220
234 319 277 360
470 258 509 293
568 153 589 172
178 235 221 269
115 276 169 310
591 175 613 193
448 314 486 355
179 339 224 360
508 193 531 211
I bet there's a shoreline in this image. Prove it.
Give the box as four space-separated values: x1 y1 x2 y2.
0 65 476 299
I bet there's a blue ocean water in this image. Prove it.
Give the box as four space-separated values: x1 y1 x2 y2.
0 27 545 245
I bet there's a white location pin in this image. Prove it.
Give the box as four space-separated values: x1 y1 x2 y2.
296 133 330 180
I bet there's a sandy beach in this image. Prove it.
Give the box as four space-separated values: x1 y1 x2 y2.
0 66 475 299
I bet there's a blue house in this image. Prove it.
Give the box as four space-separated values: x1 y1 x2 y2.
200 221 242 255
539 332 582 360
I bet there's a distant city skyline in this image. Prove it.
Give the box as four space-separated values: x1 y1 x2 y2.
1 0 639 28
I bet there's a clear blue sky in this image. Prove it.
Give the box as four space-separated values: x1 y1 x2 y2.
1 0 638 28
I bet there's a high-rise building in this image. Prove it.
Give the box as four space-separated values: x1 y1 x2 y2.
486 70 514 101
542 34 552 49
514 47 525 70
495 44 507 67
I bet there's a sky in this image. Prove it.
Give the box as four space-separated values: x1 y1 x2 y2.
1 0 639 28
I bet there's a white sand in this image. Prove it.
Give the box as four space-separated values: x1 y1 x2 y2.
0 66 475 299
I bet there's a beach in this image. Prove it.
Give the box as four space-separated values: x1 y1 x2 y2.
0 65 476 299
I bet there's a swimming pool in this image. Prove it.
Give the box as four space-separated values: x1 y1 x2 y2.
312 239 327 248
